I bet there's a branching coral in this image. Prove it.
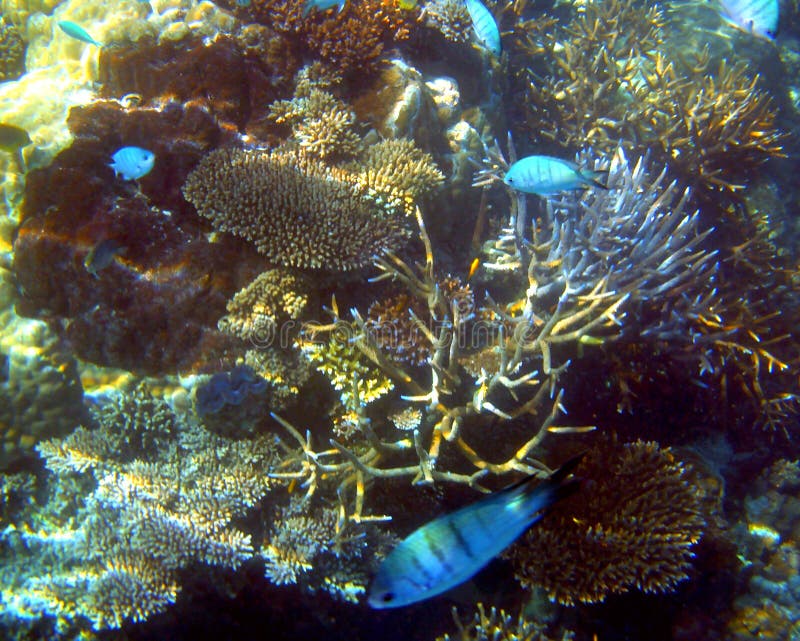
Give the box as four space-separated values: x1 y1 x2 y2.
183 146 412 271
260 494 394 602
438 603 573 641
515 0 784 202
218 268 312 343
505 440 706 605
1 385 280 631
269 66 361 160
250 0 418 79
269 148 723 524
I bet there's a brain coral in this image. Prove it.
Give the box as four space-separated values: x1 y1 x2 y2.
506 439 706 605
182 147 413 271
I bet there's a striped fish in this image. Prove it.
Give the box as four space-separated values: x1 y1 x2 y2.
464 0 501 57
503 155 607 196
718 0 778 39
367 453 583 609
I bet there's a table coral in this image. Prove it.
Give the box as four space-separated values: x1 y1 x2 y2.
1 384 280 631
505 440 706 605
182 146 413 271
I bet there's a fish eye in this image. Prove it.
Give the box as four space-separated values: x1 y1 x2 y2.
381 592 395 603
507 177 513 183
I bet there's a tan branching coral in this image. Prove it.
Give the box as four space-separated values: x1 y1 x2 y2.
422 0 473 44
516 0 784 201
438 603 572 641
347 139 446 216
506 440 706 605
269 68 361 160
218 269 312 342
183 147 412 271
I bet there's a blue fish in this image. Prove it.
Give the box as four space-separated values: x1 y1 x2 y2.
110 146 155 181
57 21 102 47
503 155 607 196
303 0 346 16
367 453 583 608
464 0 500 56
718 0 778 39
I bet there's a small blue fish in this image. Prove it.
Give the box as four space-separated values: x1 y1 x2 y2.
303 0 346 16
368 453 583 609
58 21 102 47
464 0 500 56
84 239 127 278
110 146 155 181
718 0 778 39
503 155 607 196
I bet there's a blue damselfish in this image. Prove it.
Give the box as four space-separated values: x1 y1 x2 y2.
503 155 607 196
368 453 583 608
110 146 155 181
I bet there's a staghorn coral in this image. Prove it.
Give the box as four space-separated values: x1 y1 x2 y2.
515 0 784 203
182 146 412 271
506 440 706 605
218 268 312 343
437 603 574 641
1 384 280 631
0 17 25 82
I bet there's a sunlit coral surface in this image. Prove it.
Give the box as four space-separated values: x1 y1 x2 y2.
0 0 799 639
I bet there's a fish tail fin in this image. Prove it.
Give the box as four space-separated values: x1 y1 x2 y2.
581 169 609 190
514 452 585 518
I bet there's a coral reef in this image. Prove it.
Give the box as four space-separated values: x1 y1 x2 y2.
249 0 418 81
1 384 279 631
218 268 312 344
12 98 256 374
514 0 784 204
0 18 25 82
0 315 85 469
437 603 573 641
506 440 706 605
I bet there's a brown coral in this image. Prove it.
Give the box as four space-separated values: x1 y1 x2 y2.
515 0 784 203
182 146 412 271
250 0 418 80
218 268 312 343
506 440 706 605
0 17 25 82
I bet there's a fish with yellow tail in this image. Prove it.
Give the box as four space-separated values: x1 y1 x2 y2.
367 452 584 608
503 155 608 196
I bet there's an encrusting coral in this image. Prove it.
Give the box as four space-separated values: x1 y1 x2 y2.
505 440 706 605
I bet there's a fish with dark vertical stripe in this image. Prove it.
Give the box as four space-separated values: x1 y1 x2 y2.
367 453 584 608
